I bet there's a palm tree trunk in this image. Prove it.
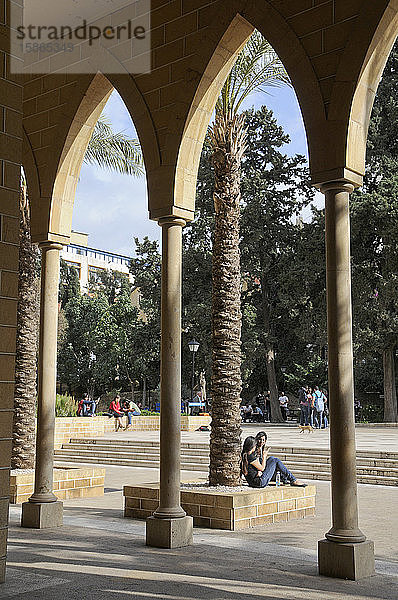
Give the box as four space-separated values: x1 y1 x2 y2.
11 184 39 470
260 275 283 423
209 112 245 486
383 346 397 422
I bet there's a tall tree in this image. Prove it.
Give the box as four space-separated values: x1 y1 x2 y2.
208 32 290 485
240 107 315 418
11 182 39 469
351 40 398 422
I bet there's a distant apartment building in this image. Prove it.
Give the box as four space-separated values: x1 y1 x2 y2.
61 230 133 294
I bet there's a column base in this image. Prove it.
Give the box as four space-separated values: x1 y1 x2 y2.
21 500 63 529
318 539 375 580
146 515 193 549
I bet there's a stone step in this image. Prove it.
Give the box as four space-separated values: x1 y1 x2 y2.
57 444 396 469
64 443 209 458
290 468 398 486
54 454 207 471
282 459 398 478
55 439 398 486
55 449 397 478
55 448 209 463
67 439 398 461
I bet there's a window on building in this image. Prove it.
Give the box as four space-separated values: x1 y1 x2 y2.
88 265 106 284
65 261 81 279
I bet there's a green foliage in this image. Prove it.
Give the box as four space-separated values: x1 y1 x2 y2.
55 394 77 417
59 259 81 309
217 31 290 116
84 115 144 177
360 403 384 423
58 238 161 398
184 106 318 398
89 269 131 303
284 356 328 392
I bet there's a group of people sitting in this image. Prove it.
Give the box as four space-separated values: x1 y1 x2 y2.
240 431 307 488
108 394 141 431
76 393 97 417
240 391 290 423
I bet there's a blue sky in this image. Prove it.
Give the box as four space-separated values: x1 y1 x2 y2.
73 84 320 257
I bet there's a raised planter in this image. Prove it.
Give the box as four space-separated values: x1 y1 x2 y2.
124 482 316 531
10 466 105 504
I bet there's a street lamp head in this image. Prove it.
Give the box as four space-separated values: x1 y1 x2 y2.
281 365 287 373
188 339 200 353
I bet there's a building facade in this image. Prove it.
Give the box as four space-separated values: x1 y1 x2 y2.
61 231 133 294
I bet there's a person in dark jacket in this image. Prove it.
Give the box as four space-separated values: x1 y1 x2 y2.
240 435 307 488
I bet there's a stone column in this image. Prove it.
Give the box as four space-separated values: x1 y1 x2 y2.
146 217 193 548
318 181 374 579
21 242 63 528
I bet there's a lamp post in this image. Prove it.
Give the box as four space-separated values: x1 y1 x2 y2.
188 339 200 405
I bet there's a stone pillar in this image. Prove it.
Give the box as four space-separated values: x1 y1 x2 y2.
21 242 63 528
146 218 193 548
318 182 374 580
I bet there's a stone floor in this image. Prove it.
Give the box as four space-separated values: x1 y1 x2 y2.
2 425 398 599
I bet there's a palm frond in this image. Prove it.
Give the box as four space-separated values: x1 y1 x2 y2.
216 31 290 116
84 116 144 177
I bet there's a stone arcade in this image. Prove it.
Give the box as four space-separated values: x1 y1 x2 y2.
1 0 397 584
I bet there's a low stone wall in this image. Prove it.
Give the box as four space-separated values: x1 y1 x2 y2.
54 417 114 449
10 466 105 504
124 483 316 531
53 415 211 448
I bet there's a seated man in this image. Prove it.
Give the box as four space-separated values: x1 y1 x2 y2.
82 393 96 417
252 404 264 423
122 399 141 429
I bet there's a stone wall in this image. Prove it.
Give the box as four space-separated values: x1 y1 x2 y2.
53 416 115 449
10 466 105 504
53 415 211 448
0 1 23 582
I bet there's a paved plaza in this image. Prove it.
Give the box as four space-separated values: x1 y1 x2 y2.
2 425 398 599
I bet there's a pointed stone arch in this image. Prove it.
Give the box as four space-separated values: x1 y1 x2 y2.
172 5 327 219
25 69 160 243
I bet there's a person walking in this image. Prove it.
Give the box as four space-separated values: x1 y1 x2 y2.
312 386 325 429
322 389 329 428
278 392 289 421
298 386 310 425
240 434 307 488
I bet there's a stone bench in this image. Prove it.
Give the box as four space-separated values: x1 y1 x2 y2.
124 482 316 531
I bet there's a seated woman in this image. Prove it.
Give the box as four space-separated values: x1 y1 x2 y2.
240 435 307 488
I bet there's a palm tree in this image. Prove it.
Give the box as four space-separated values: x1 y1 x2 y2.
84 116 143 176
11 179 39 469
209 32 290 485
12 112 143 470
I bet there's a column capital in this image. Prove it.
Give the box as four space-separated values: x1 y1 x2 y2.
320 181 355 194
38 241 64 251
158 217 186 228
